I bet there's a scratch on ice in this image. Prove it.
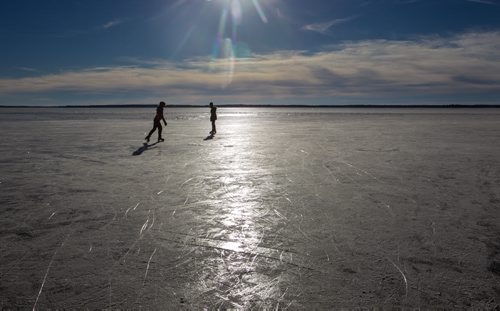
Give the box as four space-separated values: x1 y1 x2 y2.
33 237 67 310
143 248 157 285
124 202 141 218
387 258 408 297
140 210 151 236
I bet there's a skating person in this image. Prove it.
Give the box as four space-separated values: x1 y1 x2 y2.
145 101 167 143
209 102 217 135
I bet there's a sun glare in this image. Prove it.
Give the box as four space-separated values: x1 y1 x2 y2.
209 0 271 88
208 0 269 24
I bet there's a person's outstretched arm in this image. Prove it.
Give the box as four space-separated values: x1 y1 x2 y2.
162 115 167 126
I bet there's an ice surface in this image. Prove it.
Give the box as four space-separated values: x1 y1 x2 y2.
0 107 499 309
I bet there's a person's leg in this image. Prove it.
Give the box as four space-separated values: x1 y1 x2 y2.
211 121 216 134
157 124 163 141
146 123 158 141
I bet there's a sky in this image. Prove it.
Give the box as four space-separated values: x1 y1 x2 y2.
1 0 500 106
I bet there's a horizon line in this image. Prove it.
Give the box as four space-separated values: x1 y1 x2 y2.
1 104 500 108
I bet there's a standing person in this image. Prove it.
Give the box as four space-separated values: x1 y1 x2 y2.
209 102 217 135
145 101 167 143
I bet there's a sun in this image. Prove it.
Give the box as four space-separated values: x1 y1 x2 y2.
207 0 271 87
205 0 283 88
211 0 269 24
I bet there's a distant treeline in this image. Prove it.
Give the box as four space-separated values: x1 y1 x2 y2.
1 104 500 108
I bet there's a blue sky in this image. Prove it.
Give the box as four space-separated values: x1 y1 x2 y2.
1 0 500 106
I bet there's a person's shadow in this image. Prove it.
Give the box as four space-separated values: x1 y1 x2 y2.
132 142 159 156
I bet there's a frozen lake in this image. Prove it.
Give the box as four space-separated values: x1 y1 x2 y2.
1 107 499 309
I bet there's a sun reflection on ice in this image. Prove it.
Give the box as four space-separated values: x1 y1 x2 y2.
190 117 288 307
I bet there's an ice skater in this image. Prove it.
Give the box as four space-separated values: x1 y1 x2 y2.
145 101 167 143
209 102 217 135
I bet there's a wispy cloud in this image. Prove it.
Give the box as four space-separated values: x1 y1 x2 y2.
50 19 124 38
466 0 497 4
102 19 123 30
302 16 357 34
1 31 500 104
395 0 422 4
16 67 38 72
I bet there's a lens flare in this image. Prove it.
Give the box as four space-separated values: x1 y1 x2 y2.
251 0 268 23
210 0 272 87
221 38 235 88
218 7 228 39
172 24 197 58
231 0 242 25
